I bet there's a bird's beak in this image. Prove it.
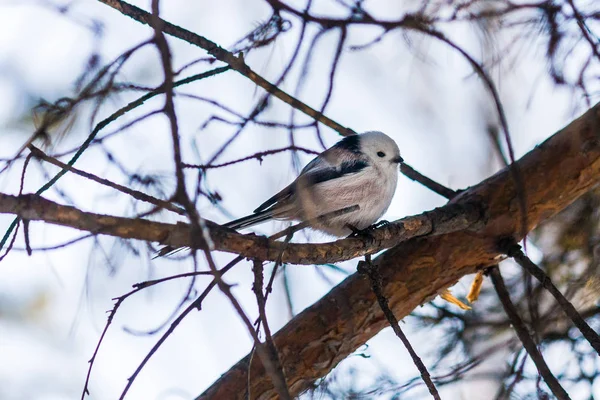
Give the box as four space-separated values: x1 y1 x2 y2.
392 155 404 164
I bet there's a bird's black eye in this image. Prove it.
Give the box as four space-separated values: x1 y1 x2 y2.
377 151 386 158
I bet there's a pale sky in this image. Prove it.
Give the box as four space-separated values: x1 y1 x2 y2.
0 1 594 399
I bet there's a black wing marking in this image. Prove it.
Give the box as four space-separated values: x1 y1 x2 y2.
300 135 361 176
253 152 367 213
300 155 327 175
304 159 369 185
333 134 361 154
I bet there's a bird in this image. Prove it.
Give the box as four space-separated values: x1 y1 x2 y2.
225 130 403 236
156 131 402 257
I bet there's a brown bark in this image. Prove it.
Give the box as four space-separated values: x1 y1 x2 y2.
0 194 480 264
2 105 598 398
198 104 600 399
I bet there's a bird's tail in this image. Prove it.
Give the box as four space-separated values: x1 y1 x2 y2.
153 245 186 259
154 209 275 258
223 209 274 230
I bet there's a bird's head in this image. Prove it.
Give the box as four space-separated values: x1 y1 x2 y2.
357 131 403 168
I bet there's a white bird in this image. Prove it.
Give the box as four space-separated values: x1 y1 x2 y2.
223 130 403 237
157 131 402 257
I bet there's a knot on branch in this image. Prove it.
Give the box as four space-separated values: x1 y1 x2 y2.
496 237 521 258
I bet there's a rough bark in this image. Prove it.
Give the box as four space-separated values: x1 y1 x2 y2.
0 194 482 264
198 104 600 399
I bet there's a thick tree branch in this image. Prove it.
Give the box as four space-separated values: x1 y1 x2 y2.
3 103 600 398
1 103 600 398
197 104 600 399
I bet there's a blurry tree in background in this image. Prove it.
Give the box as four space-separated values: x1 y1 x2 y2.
1 0 600 399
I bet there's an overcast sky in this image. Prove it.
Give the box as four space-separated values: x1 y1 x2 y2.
0 1 595 399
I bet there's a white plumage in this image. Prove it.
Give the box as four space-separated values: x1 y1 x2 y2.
224 131 402 236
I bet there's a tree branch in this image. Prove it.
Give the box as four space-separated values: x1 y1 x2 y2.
2 102 600 398
489 267 570 400
358 255 441 399
96 0 355 137
3 102 600 398
198 103 600 399
0 193 482 265
28 145 185 215
500 241 600 355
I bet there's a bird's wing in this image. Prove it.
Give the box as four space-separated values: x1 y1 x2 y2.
254 160 369 213
254 141 368 213
302 159 369 186
303 138 361 172
253 153 333 213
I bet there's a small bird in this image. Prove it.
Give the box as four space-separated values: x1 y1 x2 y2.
157 131 402 257
224 131 402 236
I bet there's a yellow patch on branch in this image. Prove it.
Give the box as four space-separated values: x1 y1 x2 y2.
440 289 471 310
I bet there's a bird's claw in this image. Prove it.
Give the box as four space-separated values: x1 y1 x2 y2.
373 220 390 229
346 224 378 245
347 220 389 240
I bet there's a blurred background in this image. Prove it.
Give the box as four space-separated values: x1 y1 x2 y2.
0 0 599 399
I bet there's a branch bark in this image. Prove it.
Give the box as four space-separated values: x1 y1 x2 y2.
3 104 599 398
0 191 481 264
1 105 599 398
197 104 600 399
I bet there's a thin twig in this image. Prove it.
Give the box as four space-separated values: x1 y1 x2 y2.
358 254 441 400
199 248 292 400
0 153 33 261
494 348 526 400
21 154 33 256
96 0 356 137
0 61 229 251
151 0 187 207
115 256 243 400
264 231 294 298
489 266 571 400
251 260 291 399
500 241 600 355
415 26 528 246
29 145 184 215
12 233 93 252
400 164 458 199
182 145 319 170
81 260 236 399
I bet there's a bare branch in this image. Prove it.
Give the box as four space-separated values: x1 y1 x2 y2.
29 145 184 215
0 193 483 264
252 260 291 400
400 164 458 199
198 102 600 398
96 0 356 137
500 240 600 355
358 255 441 399
489 267 571 400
